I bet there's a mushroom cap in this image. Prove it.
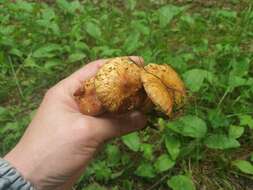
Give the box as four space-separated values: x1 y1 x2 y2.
141 70 174 117
144 64 186 107
95 57 142 113
74 77 104 116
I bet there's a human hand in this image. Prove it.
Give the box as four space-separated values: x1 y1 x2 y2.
4 57 147 190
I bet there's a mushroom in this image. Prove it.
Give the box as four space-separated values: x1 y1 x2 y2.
140 70 174 117
74 77 104 116
143 64 186 108
94 57 143 113
74 57 186 118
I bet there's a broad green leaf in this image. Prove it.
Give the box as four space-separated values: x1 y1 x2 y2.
33 44 62 58
167 175 196 190
230 58 250 77
228 75 247 90
205 134 240 150
165 135 180 160
123 32 140 54
208 109 229 128
105 144 121 166
228 125 244 139
68 53 86 63
233 160 253 175
158 5 183 27
85 22 101 40
135 163 156 178
154 154 175 173
239 115 253 129
122 132 140 152
167 115 207 138
140 143 153 160
183 69 214 92
92 161 111 181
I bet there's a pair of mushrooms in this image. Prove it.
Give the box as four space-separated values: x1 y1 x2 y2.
74 57 186 117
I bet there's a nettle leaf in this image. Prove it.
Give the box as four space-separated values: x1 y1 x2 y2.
167 175 196 190
123 32 140 54
239 115 253 129
165 135 181 160
85 22 102 40
33 44 62 58
154 154 175 173
228 125 244 139
158 5 184 27
183 69 215 92
233 160 253 175
167 115 207 138
205 134 240 150
68 53 86 63
135 162 156 178
122 132 140 152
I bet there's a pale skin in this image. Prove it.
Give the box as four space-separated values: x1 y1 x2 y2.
4 56 147 190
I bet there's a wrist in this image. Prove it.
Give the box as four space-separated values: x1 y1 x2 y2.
4 145 39 189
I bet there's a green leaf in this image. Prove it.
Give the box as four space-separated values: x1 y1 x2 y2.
33 44 62 58
140 143 153 160
228 75 247 90
167 115 207 138
208 109 229 128
125 0 136 10
230 58 250 77
154 154 175 173
205 134 240 150
135 162 156 178
167 175 196 190
68 53 86 63
86 183 107 190
122 132 140 152
85 22 101 40
105 144 121 166
158 5 183 27
239 115 253 129
250 153 253 162
183 69 214 92
123 32 140 54
233 160 253 175
165 135 180 160
228 125 244 139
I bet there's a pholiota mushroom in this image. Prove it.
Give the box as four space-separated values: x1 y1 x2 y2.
74 57 186 118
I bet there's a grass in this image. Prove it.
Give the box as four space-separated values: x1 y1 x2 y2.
0 0 253 189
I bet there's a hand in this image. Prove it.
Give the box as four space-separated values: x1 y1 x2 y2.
4 57 147 190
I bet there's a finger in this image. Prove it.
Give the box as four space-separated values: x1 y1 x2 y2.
59 59 108 94
91 111 147 140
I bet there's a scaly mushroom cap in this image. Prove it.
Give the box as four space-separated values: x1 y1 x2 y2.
74 77 104 116
144 64 186 107
95 57 142 113
141 70 174 117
